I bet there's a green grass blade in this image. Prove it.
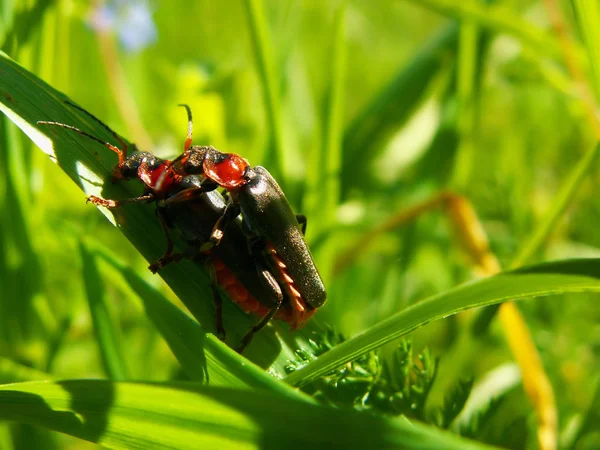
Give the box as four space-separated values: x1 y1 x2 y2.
566 0 600 99
451 18 479 188
310 4 347 281
79 241 129 380
473 141 600 333
565 377 600 449
1 115 44 343
342 24 458 192
322 5 346 225
511 143 600 268
0 358 51 383
88 239 310 401
0 379 501 450
285 258 600 387
242 0 286 181
43 315 73 373
404 0 569 60
0 49 320 377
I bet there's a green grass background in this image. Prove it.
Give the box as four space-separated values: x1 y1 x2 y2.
0 0 599 449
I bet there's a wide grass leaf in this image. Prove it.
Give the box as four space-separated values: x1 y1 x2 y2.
0 50 321 376
0 379 500 450
87 240 310 401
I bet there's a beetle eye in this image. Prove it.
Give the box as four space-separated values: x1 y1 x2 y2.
119 161 139 179
144 155 161 170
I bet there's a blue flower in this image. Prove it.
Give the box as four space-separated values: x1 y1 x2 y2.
89 0 158 53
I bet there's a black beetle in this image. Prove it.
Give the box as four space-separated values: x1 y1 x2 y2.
170 106 327 329
38 101 324 351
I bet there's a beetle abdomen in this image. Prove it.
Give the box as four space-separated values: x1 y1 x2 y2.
213 256 310 327
265 242 316 329
213 258 270 317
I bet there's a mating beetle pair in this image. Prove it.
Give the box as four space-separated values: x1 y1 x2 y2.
38 102 326 351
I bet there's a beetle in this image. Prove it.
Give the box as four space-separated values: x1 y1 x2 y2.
37 101 320 351
169 105 327 330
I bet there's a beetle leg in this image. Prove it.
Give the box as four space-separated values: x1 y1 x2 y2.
235 237 284 353
296 214 307 235
203 255 227 341
148 207 191 272
161 184 218 208
149 205 207 272
87 192 156 208
221 189 230 202
157 207 175 257
148 245 206 272
210 201 241 246
152 247 227 341
149 251 188 272
236 260 283 353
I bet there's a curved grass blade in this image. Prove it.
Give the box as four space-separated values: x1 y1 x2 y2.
404 0 569 61
565 378 600 449
88 239 310 401
285 258 600 387
0 358 51 383
242 0 286 182
342 24 458 193
0 50 324 376
79 241 129 380
0 379 501 450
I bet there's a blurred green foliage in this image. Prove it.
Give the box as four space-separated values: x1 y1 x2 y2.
1 0 599 449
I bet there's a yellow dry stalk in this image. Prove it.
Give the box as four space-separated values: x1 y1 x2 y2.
447 194 557 450
334 191 557 450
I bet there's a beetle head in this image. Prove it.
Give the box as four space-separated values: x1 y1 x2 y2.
177 145 209 174
172 145 249 190
116 151 156 180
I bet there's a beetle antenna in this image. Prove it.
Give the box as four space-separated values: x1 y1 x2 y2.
37 120 125 162
178 104 193 152
65 101 128 163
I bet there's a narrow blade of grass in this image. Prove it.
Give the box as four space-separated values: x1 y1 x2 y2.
1 115 43 343
473 142 600 333
322 4 346 225
285 258 600 387
79 241 129 380
0 358 51 383
569 0 600 99
88 239 310 402
403 0 570 61
309 4 347 281
511 143 600 268
451 16 479 188
342 23 458 193
242 0 286 182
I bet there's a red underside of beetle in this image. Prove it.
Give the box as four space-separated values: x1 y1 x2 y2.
212 257 315 330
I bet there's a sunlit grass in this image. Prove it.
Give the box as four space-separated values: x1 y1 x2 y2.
0 1 599 449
